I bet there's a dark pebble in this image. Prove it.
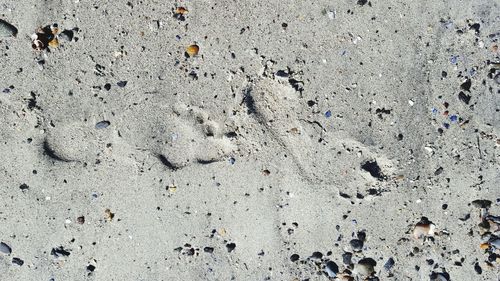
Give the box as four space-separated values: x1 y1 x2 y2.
12 257 24 266
384 257 395 271
117 81 128 87
361 160 386 180
310 251 323 260
460 79 471 92
203 247 214 253
350 239 364 252
357 230 366 241
471 199 492 208
226 242 236 252
19 183 29 191
358 257 377 267
474 263 482 274
342 252 353 265
51 246 71 257
86 264 96 272
290 254 300 262
458 92 471 104
324 260 339 277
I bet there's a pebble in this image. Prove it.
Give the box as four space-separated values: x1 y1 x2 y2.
310 251 323 260
290 254 300 262
383 257 395 271
0 242 12 254
489 238 500 249
95 121 111 129
354 258 376 276
0 19 18 37
324 260 339 277
472 199 492 208
12 257 24 266
117 81 128 87
349 239 364 252
342 252 353 265
59 30 74 42
430 272 450 281
226 242 236 252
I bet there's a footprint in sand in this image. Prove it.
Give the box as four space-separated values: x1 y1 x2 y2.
241 77 395 187
43 121 113 163
117 97 235 170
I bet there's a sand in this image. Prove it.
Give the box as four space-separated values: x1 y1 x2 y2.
0 0 499 280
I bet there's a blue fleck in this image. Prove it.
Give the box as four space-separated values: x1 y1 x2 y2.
449 115 458 123
340 50 348 56
229 157 235 165
450 55 459 64
2 88 10 93
443 123 450 129
431 108 438 115
325 110 332 118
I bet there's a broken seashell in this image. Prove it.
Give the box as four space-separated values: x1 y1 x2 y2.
185 44 199 57
413 223 436 239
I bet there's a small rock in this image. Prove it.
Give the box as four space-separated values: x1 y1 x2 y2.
384 257 395 271
95 121 111 129
12 257 24 266
324 260 339 277
471 199 492 208
51 246 70 257
203 247 214 253
86 264 96 272
117 81 128 87
458 92 471 104
350 239 364 252
430 272 450 281
77 216 85 224
226 242 236 252
59 30 74 42
19 183 29 191
354 258 376 276
489 238 500 249
290 254 300 262
342 252 353 265
310 251 323 260
474 262 482 274
0 242 12 254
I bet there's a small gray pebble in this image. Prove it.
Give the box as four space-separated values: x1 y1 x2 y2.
350 239 364 251
59 30 74 42
95 121 111 129
0 242 12 254
384 257 395 271
324 260 339 277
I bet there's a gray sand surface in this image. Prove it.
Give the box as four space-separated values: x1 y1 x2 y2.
0 0 499 280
